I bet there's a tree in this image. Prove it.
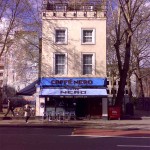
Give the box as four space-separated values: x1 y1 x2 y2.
131 20 150 98
0 0 42 58
0 0 42 112
108 0 150 107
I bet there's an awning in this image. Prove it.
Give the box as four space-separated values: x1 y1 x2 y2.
16 77 108 96
16 79 39 96
40 88 107 96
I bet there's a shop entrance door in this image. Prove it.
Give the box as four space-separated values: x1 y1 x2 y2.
88 98 102 118
75 98 88 118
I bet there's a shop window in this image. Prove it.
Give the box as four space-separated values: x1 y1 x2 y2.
46 98 55 107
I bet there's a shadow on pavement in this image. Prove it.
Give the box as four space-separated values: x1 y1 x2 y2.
2 117 12 120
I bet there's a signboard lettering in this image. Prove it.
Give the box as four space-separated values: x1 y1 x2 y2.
40 88 107 96
51 79 93 85
60 89 86 95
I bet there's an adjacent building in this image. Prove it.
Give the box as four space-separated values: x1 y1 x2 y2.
2 31 39 101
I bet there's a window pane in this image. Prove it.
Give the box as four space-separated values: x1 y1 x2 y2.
83 30 93 43
56 37 65 42
55 54 65 74
83 54 92 75
55 30 65 43
83 37 92 43
83 65 92 74
55 65 65 74
55 5 66 11
56 30 65 36
83 30 92 36
83 55 92 64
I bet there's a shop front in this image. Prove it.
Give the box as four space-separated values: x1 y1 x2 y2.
35 77 108 119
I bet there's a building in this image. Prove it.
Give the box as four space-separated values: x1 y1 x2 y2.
35 0 107 119
2 31 39 100
136 68 150 97
0 18 14 104
107 75 137 110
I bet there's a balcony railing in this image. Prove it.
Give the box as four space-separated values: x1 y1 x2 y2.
42 0 106 12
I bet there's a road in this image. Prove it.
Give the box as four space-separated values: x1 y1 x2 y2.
0 127 150 150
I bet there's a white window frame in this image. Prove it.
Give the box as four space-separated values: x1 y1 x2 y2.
54 28 68 45
81 53 95 75
55 4 67 12
81 28 96 44
83 5 94 11
53 53 68 75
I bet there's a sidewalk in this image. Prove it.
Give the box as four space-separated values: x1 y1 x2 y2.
0 116 150 131
0 110 150 130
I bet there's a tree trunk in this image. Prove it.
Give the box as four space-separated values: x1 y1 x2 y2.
115 32 132 107
115 70 127 106
127 72 133 102
138 77 145 98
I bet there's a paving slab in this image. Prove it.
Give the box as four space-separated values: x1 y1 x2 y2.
0 117 150 131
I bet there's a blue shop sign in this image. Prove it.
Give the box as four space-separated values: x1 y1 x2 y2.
40 77 107 87
40 88 107 96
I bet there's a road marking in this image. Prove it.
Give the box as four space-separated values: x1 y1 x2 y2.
71 134 150 138
117 145 150 148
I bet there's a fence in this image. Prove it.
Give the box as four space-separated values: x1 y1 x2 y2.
136 97 150 111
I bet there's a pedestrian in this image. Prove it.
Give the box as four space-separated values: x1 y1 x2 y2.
4 99 15 117
24 104 31 123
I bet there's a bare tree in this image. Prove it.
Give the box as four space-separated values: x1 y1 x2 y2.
0 0 42 58
107 0 150 107
0 0 42 112
132 21 150 98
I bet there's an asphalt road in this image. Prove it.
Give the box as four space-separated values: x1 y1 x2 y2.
0 127 150 150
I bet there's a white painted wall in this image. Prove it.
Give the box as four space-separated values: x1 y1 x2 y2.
42 11 106 78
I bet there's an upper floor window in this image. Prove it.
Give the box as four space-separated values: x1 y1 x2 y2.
55 28 67 44
81 28 95 44
83 5 94 11
54 53 67 75
55 4 67 12
82 53 95 75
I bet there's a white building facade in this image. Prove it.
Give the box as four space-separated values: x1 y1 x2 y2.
36 0 107 119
